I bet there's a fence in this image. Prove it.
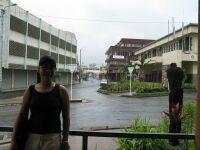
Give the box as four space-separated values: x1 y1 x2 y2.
0 126 195 150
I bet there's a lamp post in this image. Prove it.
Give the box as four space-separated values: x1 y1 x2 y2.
128 67 134 96
0 3 17 90
79 49 82 82
3 3 17 13
67 64 77 100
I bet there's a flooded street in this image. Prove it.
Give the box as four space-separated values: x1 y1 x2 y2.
69 78 195 130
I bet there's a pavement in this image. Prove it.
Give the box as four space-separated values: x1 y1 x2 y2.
0 96 84 107
0 96 22 107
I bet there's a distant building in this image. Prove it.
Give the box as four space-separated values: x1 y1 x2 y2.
105 38 154 81
0 0 77 92
135 23 198 84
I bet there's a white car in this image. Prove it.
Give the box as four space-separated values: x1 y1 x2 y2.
100 79 108 87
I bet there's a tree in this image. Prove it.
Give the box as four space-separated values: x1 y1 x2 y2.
52 71 61 82
117 62 138 81
135 55 154 81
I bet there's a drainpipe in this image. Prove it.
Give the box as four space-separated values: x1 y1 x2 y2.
195 0 200 149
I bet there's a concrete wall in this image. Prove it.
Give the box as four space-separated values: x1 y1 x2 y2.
1 69 71 92
2 69 12 90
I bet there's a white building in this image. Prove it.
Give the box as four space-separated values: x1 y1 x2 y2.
0 0 77 92
135 23 198 85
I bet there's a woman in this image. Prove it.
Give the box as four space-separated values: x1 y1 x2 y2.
9 56 70 150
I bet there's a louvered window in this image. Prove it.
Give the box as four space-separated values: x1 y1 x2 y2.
65 42 71 51
28 24 40 39
59 39 65 49
41 30 50 43
27 46 39 59
51 35 58 46
51 52 58 63
66 56 71 64
72 58 76 64
59 55 65 64
10 15 27 34
40 49 49 57
9 41 25 57
72 45 77 53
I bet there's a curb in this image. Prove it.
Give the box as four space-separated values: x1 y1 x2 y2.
0 98 84 107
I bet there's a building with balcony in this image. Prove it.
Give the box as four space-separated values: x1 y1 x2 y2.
134 23 198 84
0 0 77 92
105 38 154 81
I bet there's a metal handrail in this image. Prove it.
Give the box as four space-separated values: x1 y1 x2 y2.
0 127 195 150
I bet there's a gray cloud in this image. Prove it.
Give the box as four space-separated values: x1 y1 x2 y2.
12 0 198 65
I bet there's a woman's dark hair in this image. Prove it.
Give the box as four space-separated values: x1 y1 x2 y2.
170 63 177 68
37 56 56 83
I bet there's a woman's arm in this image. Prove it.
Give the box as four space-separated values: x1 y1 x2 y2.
60 85 70 142
9 88 30 150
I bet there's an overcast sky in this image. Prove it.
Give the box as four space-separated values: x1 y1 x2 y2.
11 0 198 66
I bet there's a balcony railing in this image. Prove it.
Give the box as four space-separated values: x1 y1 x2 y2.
0 126 195 150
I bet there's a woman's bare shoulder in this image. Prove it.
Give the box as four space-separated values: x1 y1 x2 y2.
59 85 69 96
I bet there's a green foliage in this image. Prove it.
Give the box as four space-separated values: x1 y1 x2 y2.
82 72 89 80
106 81 167 93
136 55 154 81
52 71 61 82
183 83 196 90
118 117 170 150
182 101 196 133
117 102 196 150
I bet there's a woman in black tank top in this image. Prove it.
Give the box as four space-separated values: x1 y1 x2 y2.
9 56 70 150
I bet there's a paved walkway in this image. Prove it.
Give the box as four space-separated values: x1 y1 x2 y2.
0 96 83 106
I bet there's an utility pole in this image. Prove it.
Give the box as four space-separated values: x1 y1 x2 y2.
195 0 200 149
0 8 3 90
79 49 82 82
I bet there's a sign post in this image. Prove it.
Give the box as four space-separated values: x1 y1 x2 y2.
67 64 77 100
128 67 134 96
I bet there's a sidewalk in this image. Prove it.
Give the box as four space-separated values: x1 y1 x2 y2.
0 96 83 106
0 96 22 106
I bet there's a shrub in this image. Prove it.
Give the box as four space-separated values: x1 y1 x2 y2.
117 117 170 150
105 81 167 93
117 101 196 150
182 101 196 133
183 83 196 90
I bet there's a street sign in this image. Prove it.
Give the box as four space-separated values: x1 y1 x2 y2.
67 64 77 73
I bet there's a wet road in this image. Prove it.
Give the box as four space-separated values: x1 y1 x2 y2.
69 78 195 130
0 78 196 130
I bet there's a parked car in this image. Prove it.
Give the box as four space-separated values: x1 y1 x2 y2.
100 79 108 87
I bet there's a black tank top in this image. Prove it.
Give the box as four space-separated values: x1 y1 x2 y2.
28 84 62 134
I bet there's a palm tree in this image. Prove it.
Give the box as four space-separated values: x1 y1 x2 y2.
117 62 138 81
117 63 129 81
135 55 154 81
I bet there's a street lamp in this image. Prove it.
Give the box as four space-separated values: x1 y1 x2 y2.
128 67 134 96
67 64 77 100
2 3 17 14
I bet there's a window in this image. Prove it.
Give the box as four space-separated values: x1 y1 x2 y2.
174 43 176 50
176 42 179 50
153 49 156 57
179 39 182 50
185 36 190 51
190 37 192 51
